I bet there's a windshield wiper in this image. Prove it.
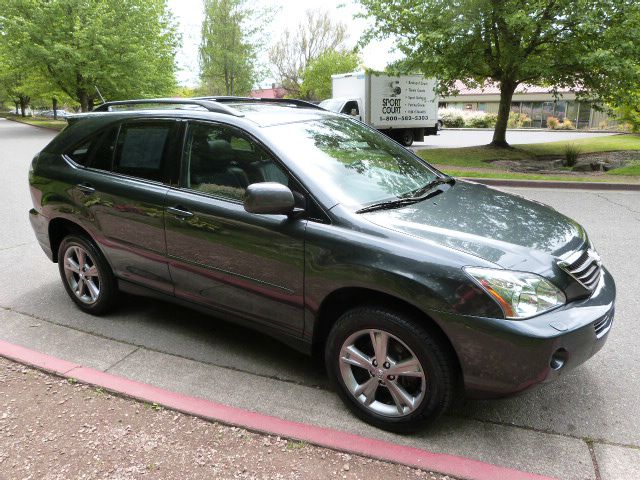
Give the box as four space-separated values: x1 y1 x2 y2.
401 176 455 199
356 176 455 214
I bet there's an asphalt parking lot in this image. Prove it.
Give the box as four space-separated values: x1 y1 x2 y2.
1 118 639 479
414 129 615 148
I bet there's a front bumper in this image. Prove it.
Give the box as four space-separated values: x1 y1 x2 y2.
436 267 616 398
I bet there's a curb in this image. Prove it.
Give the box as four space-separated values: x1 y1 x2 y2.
0 338 555 480
463 177 640 191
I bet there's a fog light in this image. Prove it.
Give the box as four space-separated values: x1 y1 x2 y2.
550 349 568 370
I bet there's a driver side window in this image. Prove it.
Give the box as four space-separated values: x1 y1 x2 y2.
184 123 289 202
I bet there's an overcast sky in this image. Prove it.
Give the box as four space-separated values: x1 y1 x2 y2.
167 0 401 87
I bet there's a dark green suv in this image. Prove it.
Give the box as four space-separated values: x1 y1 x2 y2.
28 97 615 432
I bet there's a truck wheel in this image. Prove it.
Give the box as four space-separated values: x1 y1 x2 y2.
399 129 414 147
437 120 444 131
325 306 456 432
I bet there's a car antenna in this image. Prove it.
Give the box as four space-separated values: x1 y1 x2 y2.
95 86 106 104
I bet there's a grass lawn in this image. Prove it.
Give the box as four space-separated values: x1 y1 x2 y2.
1 113 66 131
607 161 640 176
441 169 640 183
417 134 640 179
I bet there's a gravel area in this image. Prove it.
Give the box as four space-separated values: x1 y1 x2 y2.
0 357 455 480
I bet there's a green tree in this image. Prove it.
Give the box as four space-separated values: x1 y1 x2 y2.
199 0 260 96
300 50 360 101
359 0 640 147
270 9 348 98
0 0 179 112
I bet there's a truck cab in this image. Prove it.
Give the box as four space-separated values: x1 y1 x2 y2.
319 97 363 122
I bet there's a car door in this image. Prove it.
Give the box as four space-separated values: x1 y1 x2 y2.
164 121 306 337
71 119 181 294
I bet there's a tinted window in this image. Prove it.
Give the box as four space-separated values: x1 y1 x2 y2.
114 123 173 181
66 138 93 165
88 126 118 171
184 123 288 201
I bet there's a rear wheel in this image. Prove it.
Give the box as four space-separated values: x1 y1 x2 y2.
57 235 117 315
399 129 414 146
325 306 455 432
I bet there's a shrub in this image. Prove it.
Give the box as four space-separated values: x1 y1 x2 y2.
507 112 531 128
555 119 576 130
438 108 498 128
439 108 465 127
546 116 560 129
564 144 580 167
465 112 498 128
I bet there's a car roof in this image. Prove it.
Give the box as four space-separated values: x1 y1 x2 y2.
44 98 337 153
68 97 335 126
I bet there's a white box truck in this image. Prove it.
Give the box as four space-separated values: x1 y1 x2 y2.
319 71 439 146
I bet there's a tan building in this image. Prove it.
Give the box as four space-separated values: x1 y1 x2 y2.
440 81 614 129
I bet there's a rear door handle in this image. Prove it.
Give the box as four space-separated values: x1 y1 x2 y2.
76 183 95 195
166 206 194 219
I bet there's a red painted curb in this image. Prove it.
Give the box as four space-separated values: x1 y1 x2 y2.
0 339 555 480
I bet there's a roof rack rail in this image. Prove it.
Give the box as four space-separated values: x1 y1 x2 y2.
193 96 323 110
91 98 243 116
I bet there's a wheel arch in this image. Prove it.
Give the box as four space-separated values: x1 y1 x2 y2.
48 217 96 263
311 287 462 379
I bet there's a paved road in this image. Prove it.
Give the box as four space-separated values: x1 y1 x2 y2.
1 118 639 479
414 129 616 149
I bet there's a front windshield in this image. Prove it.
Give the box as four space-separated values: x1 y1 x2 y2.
266 117 439 207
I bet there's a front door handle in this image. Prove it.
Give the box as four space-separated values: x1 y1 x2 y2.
76 183 95 195
166 206 194 219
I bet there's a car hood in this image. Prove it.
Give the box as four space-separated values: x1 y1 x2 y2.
361 181 587 270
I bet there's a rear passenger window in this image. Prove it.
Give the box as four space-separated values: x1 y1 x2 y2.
113 123 173 181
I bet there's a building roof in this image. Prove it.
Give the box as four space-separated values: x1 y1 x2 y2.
251 87 287 99
451 80 575 96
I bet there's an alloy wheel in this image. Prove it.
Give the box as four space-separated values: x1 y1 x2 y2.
338 328 426 417
63 245 101 304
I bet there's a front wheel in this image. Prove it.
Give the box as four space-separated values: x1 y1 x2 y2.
325 306 456 432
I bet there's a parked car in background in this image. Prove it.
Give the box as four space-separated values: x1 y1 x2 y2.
319 71 440 146
28 97 615 432
38 109 69 118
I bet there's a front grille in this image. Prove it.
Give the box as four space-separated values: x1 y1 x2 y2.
558 248 602 291
594 309 614 338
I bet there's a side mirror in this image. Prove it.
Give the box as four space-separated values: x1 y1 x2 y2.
244 182 295 215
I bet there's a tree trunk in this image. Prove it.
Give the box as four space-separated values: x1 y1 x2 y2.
19 97 27 117
52 97 58 120
78 90 89 112
14 102 19 115
490 80 517 148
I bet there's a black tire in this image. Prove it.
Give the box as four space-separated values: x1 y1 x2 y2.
57 234 118 315
437 120 444 131
399 129 414 147
325 306 455 433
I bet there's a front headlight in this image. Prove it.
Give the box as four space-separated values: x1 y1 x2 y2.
464 267 566 319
